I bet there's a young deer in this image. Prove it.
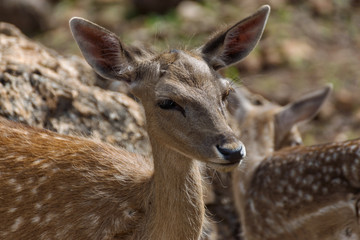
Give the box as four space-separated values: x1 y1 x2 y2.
204 85 330 239
228 86 360 240
0 5 270 240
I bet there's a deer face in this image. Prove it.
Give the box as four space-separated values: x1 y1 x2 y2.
132 50 245 170
69 5 271 171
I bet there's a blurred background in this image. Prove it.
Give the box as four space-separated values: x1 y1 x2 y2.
0 0 359 144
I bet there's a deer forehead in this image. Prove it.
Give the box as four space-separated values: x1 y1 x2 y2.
167 51 219 83
155 51 227 99
179 51 212 75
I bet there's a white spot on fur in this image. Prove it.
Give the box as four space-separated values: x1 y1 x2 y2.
275 201 284 208
332 178 342 185
35 203 42 209
298 165 304 174
15 184 23 192
64 203 73 215
287 185 295 193
349 145 357 152
265 217 275 225
355 158 360 165
238 181 246 194
8 178 16 185
290 169 296 178
324 175 330 182
45 193 53 201
356 148 360 157
8 208 17 213
249 199 257 214
27 177 34 184
114 174 125 182
11 217 23 232
306 160 313 167
312 183 320 192
31 188 38 195
31 215 41 223
297 190 303 198
39 176 47 183
33 159 45 165
304 194 313 202
45 213 56 223
41 163 52 169
40 232 50 240
89 213 100 226
15 156 26 162
16 195 23 202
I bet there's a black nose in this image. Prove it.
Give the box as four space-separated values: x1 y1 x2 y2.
216 144 246 162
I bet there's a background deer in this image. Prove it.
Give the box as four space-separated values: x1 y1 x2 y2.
228 85 360 240
204 84 330 239
0 5 270 240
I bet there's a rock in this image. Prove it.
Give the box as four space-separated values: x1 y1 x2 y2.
0 0 53 36
0 22 150 156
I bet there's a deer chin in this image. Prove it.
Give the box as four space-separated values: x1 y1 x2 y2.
207 159 241 172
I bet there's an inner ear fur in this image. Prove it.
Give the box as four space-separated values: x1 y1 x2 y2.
69 17 136 82
274 84 332 146
201 5 270 69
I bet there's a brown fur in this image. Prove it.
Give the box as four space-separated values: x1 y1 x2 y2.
0 117 152 239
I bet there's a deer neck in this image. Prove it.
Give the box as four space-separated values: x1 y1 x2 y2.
146 140 205 240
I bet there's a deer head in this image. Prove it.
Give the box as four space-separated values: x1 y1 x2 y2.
69 5 270 171
227 85 332 166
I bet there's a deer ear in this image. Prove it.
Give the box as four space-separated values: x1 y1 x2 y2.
275 84 332 145
70 17 135 82
201 5 270 69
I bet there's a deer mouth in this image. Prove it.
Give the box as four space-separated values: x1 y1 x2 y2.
207 159 241 172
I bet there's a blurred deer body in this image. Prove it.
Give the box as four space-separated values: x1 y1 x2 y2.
229 86 333 240
0 5 270 240
242 139 360 240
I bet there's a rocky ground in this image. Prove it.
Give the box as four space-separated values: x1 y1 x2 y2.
0 22 150 156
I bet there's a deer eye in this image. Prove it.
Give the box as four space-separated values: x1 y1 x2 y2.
158 99 177 109
158 99 186 117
